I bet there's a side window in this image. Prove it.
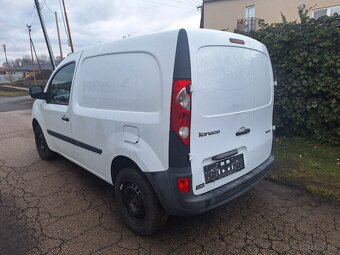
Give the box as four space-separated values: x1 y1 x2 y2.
48 62 76 105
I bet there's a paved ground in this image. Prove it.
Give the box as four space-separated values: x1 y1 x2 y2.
0 96 33 112
0 110 339 255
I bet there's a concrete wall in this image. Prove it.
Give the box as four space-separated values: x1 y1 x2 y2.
203 0 340 31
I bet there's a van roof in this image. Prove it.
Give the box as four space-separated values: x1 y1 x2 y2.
84 28 265 50
60 29 268 65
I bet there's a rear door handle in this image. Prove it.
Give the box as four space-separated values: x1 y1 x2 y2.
236 128 250 136
61 115 69 122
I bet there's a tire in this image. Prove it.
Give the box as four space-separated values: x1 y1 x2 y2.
115 168 168 235
34 125 56 161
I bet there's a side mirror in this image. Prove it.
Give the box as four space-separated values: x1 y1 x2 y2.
29 85 47 100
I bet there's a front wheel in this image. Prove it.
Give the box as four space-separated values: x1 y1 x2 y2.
115 168 168 235
34 125 56 161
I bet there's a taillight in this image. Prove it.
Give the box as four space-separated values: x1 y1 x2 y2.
170 79 191 146
177 177 190 193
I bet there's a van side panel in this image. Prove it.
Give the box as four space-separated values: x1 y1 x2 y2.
78 53 161 112
70 31 179 182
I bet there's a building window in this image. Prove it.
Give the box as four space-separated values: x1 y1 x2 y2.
246 5 255 19
244 5 256 32
313 5 340 19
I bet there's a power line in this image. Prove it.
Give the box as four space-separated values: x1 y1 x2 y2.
25 5 36 25
166 0 200 7
41 0 54 13
5 27 26 43
143 0 196 9
9 30 28 49
29 11 39 26
3 5 36 43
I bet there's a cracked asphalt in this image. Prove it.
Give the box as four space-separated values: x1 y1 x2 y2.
0 110 339 255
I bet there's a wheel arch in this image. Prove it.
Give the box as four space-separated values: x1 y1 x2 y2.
32 118 39 131
111 155 141 185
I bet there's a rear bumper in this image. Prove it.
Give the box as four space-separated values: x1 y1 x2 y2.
145 154 274 216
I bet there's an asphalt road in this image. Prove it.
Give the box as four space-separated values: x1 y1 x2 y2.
0 110 339 255
0 96 33 112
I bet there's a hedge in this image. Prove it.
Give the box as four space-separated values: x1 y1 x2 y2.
241 6 340 145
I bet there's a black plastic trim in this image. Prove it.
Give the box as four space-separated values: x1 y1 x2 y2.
212 149 238 161
47 129 102 154
145 154 274 216
173 29 191 79
169 131 190 168
169 29 191 168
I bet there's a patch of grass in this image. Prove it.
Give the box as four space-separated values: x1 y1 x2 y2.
0 86 28 97
8 80 47 88
0 90 28 97
270 137 340 201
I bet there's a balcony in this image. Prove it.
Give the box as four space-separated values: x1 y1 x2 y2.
237 18 258 33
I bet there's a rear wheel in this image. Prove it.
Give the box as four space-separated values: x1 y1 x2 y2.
115 168 168 235
34 125 56 160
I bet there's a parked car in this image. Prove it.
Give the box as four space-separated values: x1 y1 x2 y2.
29 29 274 235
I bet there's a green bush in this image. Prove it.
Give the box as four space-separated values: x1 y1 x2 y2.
245 6 340 145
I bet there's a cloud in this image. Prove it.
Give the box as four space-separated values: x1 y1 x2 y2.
0 0 201 65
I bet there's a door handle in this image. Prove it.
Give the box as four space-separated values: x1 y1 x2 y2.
236 128 250 136
61 115 69 122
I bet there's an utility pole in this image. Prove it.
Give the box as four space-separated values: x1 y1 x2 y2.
55 12 63 60
61 0 74 53
27 25 36 84
2 44 12 83
34 0 56 70
27 25 42 73
31 39 42 72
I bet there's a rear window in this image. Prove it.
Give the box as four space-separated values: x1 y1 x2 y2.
197 46 272 116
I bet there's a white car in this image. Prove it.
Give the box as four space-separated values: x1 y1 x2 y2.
29 29 274 235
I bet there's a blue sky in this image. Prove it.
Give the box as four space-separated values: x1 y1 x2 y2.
0 0 201 65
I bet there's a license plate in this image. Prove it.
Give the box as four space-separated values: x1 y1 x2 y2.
204 154 245 184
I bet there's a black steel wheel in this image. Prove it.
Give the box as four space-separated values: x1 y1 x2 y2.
115 168 168 235
34 125 55 160
122 180 145 225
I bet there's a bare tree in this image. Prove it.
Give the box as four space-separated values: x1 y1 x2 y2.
38 54 48 64
14 58 22 66
22 55 32 65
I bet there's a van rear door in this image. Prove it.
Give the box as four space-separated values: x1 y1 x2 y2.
190 45 274 195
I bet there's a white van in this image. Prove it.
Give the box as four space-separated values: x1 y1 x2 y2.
30 29 274 235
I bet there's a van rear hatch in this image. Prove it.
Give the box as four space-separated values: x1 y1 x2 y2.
190 43 274 195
